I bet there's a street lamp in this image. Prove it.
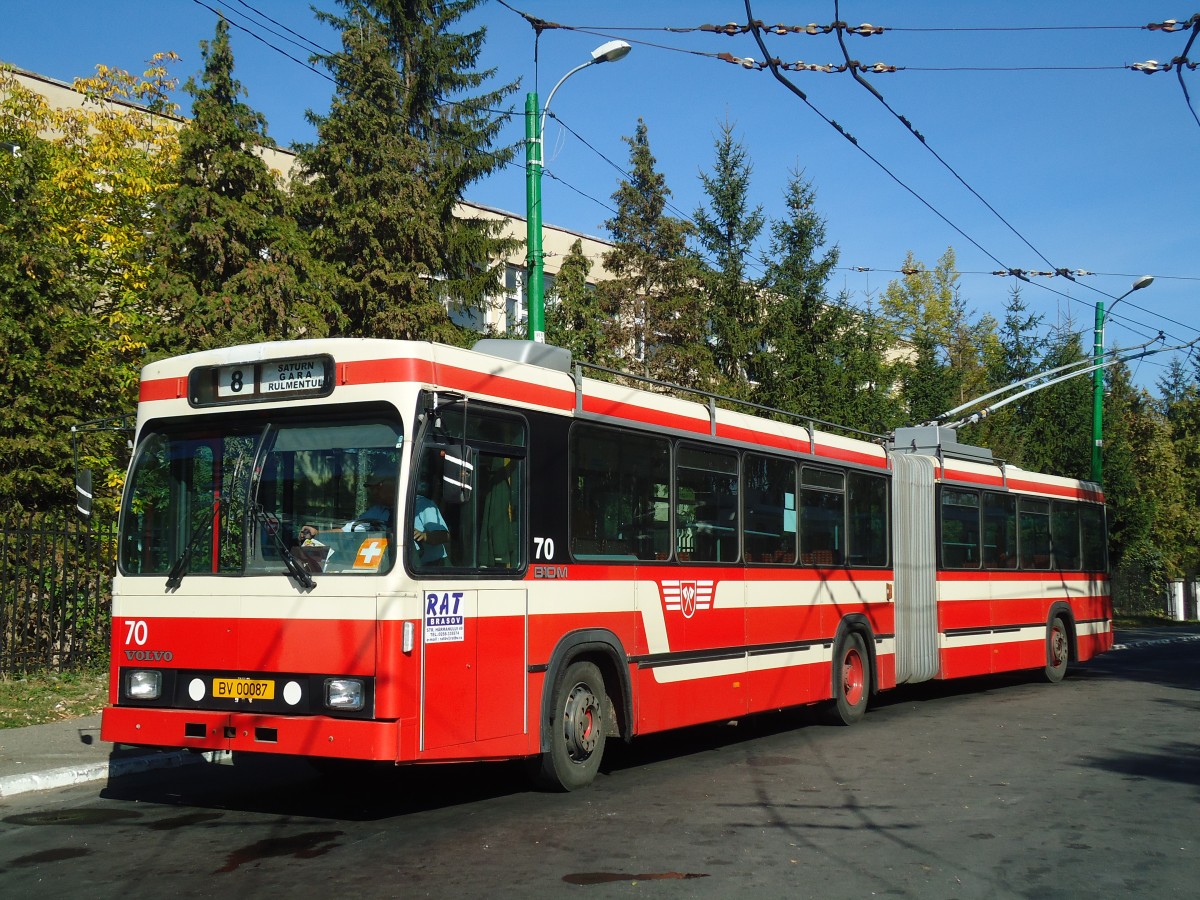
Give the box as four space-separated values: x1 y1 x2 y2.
525 39 631 343
1092 275 1154 482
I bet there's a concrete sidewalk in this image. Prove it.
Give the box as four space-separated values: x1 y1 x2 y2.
1 626 1198 800
0 713 226 799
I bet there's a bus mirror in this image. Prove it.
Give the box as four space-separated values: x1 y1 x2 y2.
75 468 93 520
441 446 475 504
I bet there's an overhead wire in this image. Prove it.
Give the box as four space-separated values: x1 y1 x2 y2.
1173 14 1200 128
504 2 1194 354
738 0 1195 348
186 0 524 176
228 0 334 56
215 1 1200 359
829 0 1062 276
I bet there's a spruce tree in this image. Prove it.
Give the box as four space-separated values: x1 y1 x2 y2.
1156 356 1194 412
599 118 714 385
295 0 517 343
753 167 899 431
1020 324 1091 479
965 283 1045 460
147 17 337 354
544 239 606 361
692 121 764 395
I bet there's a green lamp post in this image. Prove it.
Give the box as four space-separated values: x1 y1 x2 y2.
1092 275 1154 482
524 39 631 343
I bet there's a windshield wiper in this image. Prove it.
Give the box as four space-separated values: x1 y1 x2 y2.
256 506 316 590
165 512 215 590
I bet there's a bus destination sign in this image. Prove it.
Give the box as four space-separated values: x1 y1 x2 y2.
191 354 335 406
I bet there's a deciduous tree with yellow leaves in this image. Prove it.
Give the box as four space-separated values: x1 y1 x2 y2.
0 59 177 512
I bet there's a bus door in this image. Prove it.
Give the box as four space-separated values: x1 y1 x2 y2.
891 454 939 683
420 587 528 751
414 399 529 752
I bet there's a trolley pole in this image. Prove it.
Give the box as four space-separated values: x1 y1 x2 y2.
524 91 544 343
1091 275 1154 484
523 41 631 344
1091 299 1105 484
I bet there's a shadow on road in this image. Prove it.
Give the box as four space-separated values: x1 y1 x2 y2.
98 754 531 822
94 639 1200 821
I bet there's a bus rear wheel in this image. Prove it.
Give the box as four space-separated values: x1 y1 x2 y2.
532 660 608 791
1043 616 1069 683
822 632 870 725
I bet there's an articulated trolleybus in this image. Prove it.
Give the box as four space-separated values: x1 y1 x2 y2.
102 337 1111 790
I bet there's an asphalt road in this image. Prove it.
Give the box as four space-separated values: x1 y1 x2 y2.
1 640 1198 899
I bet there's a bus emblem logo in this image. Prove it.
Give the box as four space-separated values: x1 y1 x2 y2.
662 580 714 619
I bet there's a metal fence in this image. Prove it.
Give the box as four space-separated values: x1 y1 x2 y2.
0 513 115 675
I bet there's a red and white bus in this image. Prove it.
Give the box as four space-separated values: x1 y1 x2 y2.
101 337 1111 790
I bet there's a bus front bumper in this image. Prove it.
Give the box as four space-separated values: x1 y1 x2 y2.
101 706 402 762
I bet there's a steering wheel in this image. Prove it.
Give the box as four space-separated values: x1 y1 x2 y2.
346 518 389 532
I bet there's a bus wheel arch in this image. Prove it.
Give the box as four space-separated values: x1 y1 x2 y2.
822 617 875 725
1043 604 1076 684
531 630 631 791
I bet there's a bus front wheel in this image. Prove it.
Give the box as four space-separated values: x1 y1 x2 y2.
532 660 608 791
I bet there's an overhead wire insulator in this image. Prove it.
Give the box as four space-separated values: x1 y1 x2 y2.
1132 59 1165 72
701 21 750 36
717 51 764 69
848 23 886 36
780 60 842 72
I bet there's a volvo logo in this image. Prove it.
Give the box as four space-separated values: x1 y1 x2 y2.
125 649 174 662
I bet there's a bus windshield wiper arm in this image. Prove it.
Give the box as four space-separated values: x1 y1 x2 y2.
165 513 215 590
256 506 315 590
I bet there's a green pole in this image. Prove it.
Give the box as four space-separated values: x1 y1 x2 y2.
1091 299 1105 484
524 91 544 343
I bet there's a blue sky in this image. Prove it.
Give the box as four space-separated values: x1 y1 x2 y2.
3 1 1198 390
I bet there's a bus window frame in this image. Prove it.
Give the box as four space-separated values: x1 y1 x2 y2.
410 394 529 577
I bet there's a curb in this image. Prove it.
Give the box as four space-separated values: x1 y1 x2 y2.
1111 633 1200 651
0 749 229 800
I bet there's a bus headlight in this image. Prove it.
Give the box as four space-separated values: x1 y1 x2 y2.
324 678 364 711
126 670 162 700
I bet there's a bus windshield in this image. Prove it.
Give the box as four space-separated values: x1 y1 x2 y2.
120 414 404 581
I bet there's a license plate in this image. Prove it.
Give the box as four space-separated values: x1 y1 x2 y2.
212 677 275 701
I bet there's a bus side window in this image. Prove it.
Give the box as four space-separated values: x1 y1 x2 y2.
1050 501 1081 570
1080 503 1107 571
743 454 797 565
800 466 845 566
982 492 1018 569
941 488 980 569
1019 498 1052 569
569 424 668 561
